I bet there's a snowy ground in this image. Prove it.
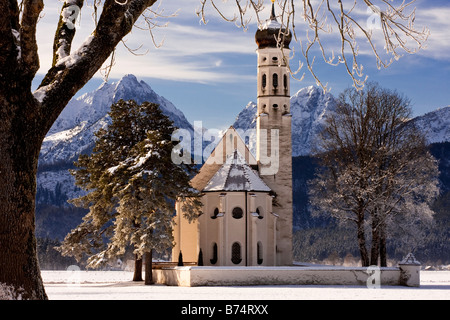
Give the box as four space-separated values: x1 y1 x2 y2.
42 270 450 300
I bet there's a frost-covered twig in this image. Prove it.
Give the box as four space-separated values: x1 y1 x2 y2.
199 0 429 91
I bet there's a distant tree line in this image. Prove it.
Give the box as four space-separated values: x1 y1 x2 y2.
36 183 69 207
293 141 450 266
37 159 75 173
292 211 450 266
35 204 87 241
37 238 78 270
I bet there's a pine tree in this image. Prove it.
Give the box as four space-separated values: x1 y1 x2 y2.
58 100 201 284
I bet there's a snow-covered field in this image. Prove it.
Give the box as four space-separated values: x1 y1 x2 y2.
42 270 450 300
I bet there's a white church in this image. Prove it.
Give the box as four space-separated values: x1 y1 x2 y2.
164 1 420 288
172 1 294 267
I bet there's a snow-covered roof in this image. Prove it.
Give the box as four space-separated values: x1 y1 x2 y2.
203 150 271 192
255 2 291 49
263 18 281 30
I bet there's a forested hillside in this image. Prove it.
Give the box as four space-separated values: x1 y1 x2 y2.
292 142 450 266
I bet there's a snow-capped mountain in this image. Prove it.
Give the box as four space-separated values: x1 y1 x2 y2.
233 86 338 156
37 74 193 205
39 74 192 165
290 86 337 156
407 105 450 145
232 101 258 155
233 87 450 157
233 101 258 130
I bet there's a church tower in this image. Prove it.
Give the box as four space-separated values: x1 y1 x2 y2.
255 0 293 265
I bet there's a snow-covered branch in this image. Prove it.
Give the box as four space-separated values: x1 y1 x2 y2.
52 0 85 67
19 0 44 79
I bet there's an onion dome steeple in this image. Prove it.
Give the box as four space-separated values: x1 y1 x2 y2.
255 0 292 49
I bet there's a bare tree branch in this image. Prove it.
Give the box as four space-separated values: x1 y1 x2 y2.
19 0 44 79
199 0 430 91
51 0 85 67
0 0 20 73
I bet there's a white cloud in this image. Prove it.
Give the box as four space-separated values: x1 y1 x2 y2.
107 45 253 83
35 1 258 83
34 1 448 86
414 7 450 61
141 22 254 56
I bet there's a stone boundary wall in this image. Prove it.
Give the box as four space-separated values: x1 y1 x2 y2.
153 264 420 287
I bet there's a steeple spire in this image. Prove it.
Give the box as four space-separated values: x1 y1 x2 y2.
270 0 276 21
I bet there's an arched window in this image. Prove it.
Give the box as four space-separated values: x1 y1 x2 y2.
210 243 218 265
256 207 263 219
211 207 219 219
231 242 242 264
257 242 263 265
232 207 243 219
273 73 278 88
283 74 288 89
262 74 266 88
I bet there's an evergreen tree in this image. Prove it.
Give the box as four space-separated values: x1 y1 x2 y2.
58 100 201 284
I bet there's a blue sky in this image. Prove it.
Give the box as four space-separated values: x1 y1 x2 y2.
35 0 450 130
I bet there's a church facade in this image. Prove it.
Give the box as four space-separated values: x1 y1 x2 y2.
172 2 293 266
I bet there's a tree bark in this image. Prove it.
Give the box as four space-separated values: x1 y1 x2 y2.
356 217 370 267
0 87 47 299
370 214 380 266
379 221 387 267
144 250 153 285
0 1 47 299
133 254 143 281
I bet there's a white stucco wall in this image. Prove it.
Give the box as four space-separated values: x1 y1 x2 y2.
153 265 421 287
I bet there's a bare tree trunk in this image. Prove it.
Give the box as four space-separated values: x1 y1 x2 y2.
370 214 380 266
132 221 143 281
144 250 153 285
0 90 47 299
133 254 143 281
357 218 370 267
379 222 387 267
